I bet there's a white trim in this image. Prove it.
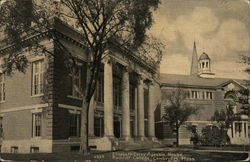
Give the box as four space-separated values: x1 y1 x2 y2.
232 80 247 89
31 94 44 98
58 104 82 111
0 104 48 113
67 95 82 100
185 121 217 123
30 108 43 113
159 120 217 124
28 55 45 62
68 109 81 114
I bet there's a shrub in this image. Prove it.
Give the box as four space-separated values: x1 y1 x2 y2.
200 125 230 146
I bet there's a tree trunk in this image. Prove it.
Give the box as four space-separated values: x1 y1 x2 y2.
176 123 179 147
80 98 90 154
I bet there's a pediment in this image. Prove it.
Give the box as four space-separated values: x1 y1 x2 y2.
221 80 245 91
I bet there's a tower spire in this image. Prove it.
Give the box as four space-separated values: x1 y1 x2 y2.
190 41 198 76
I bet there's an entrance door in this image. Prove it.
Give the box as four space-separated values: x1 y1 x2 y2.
114 119 121 138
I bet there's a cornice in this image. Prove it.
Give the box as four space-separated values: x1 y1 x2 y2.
0 29 86 55
0 32 49 55
109 41 157 75
161 83 218 90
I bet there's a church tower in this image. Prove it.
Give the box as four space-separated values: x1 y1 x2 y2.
190 42 215 78
198 52 215 78
190 41 198 76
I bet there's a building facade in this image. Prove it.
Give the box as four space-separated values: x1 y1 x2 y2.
0 19 161 153
157 42 249 145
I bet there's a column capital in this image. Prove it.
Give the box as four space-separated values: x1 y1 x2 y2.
103 56 115 65
137 73 146 85
120 65 133 74
144 79 153 86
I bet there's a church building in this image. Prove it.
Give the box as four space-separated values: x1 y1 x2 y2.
157 42 249 145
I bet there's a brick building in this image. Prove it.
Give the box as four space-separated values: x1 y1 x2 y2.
0 19 161 153
157 42 249 145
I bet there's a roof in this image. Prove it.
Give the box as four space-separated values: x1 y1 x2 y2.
199 52 210 60
160 73 247 89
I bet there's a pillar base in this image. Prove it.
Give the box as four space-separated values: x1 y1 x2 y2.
148 136 158 142
121 136 132 141
104 135 115 139
136 136 145 141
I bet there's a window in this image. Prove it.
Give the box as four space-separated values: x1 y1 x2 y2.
202 91 205 99
202 62 205 68
129 84 136 110
11 146 18 153
71 146 80 152
70 65 82 98
113 76 122 109
0 117 3 138
206 62 208 68
30 147 39 153
0 74 5 102
32 113 42 137
97 69 104 104
235 122 242 137
69 114 81 137
94 116 104 137
32 60 44 96
206 92 213 100
244 123 247 138
191 91 198 99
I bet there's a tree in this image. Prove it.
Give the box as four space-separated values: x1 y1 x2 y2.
210 102 241 145
0 0 163 154
239 54 250 117
186 124 199 146
211 102 238 129
162 88 198 146
238 88 250 116
241 54 250 78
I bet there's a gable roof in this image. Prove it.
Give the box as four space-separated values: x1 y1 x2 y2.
160 73 247 89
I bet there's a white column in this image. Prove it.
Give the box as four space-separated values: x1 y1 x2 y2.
148 82 155 139
233 122 236 138
137 77 145 140
104 58 114 137
122 67 130 140
134 87 138 137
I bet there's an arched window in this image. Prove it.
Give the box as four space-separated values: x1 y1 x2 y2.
206 62 208 68
202 62 205 68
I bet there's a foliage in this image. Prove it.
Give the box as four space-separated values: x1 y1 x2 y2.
200 125 230 146
187 125 200 146
238 88 250 116
241 54 250 77
162 88 198 146
211 102 239 129
0 0 162 153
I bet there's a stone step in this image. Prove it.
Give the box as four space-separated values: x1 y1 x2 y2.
116 138 163 150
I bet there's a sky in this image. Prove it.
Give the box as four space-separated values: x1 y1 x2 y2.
150 0 250 79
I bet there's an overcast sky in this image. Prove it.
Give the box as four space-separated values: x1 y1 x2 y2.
150 0 250 79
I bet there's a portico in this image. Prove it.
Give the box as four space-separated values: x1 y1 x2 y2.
91 54 159 148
